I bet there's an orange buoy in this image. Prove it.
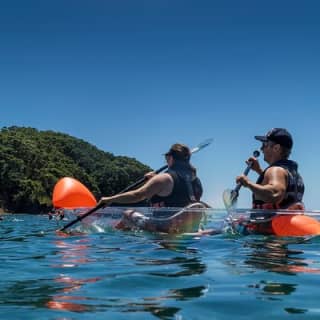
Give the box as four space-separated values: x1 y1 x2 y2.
52 177 97 209
272 214 320 237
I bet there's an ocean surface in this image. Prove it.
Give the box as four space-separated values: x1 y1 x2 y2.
1 212 320 320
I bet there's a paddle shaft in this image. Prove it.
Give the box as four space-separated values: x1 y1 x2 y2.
59 138 213 231
59 203 104 231
232 150 260 198
119 164 167 194
233 162 253 194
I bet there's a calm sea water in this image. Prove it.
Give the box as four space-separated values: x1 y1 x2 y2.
1 212 320 320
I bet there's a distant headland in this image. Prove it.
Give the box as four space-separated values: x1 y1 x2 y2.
0 126 151 213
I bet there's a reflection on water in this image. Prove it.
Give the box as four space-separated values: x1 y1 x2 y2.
285 307 308 314
218 233 320 318
260 281 297 295
248 280 297 296
1 214 320 319
236 235 320 313
46 238 101 313
168 285 208 300
44 232 209 319
46 275 101 312
118 285 208 319
0 279 60 308
244 236 320 275
146 256 207 277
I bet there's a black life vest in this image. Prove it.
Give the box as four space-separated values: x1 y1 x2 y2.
150 161 203 208
253 159 304 209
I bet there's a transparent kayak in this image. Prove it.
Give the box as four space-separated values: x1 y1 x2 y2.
52 205 227 234
52 206 320 236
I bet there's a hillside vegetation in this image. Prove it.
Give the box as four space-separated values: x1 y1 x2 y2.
0 126 151 213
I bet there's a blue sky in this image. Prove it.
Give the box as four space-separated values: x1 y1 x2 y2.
1 0 320 208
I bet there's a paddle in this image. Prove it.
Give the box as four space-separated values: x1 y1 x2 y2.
119 138 213 193
59 138 213 232
222 150 260 211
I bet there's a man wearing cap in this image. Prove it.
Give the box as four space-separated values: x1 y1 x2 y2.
236 128 305 211
98 143 205 233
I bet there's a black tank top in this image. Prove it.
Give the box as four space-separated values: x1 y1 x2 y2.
150 161 203 207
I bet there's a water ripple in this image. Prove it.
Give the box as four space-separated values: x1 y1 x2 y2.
0 214 320 319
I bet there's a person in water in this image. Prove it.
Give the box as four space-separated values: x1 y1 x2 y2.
235 128 305 234
98 143 207 233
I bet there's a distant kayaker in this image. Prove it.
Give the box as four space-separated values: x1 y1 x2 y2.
98 143 207 233
236 128 305 211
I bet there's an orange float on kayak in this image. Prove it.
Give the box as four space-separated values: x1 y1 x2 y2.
272 214 320 236
52 177 97 209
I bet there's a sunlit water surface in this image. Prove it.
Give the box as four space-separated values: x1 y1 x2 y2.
1 213 320 320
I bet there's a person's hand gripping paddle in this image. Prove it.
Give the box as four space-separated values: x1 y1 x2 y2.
223 150 260 211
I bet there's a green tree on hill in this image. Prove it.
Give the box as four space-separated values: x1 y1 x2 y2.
0 126 151 213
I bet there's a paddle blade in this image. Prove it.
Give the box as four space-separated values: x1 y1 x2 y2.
223 189 238 210
272 214 320 237
52 177 97 209
191 138 213 154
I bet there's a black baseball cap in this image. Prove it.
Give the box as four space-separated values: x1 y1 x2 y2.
255 128 293 149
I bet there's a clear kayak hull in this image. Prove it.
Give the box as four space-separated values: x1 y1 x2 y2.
53 205 226 235
53 207 320 237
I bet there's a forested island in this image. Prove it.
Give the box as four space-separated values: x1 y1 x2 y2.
0 126 151 213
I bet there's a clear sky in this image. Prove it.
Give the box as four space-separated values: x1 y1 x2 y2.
1 0 320 209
